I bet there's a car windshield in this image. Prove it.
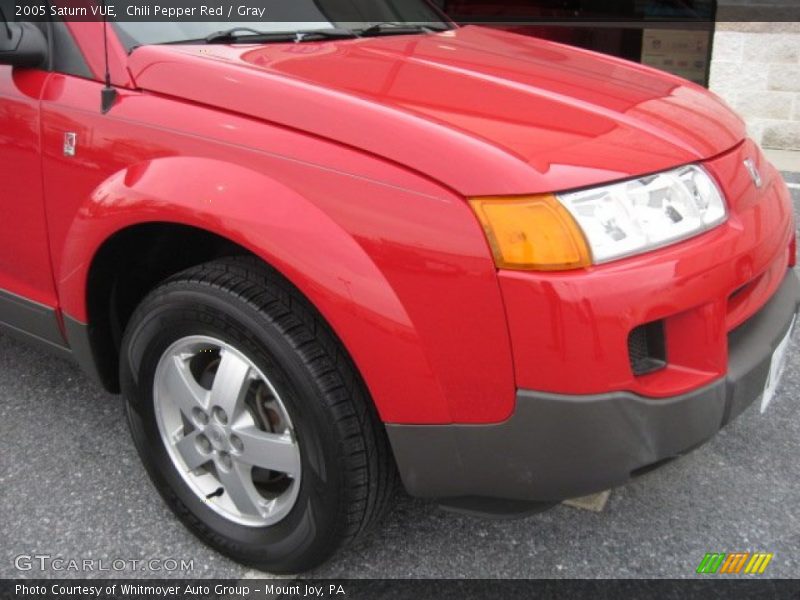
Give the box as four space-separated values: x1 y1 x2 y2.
114 0 450 49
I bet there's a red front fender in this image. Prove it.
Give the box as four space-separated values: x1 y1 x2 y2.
57 156 516 425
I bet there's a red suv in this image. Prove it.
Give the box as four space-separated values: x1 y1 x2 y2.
1 2 797 574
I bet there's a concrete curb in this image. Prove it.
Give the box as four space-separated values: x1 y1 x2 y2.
782 172 800 185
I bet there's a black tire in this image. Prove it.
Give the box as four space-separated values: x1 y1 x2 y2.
120 256 395 573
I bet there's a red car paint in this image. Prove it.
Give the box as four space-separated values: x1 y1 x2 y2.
0 24 794 428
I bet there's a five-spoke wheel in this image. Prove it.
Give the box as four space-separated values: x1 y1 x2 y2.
155 336 301 526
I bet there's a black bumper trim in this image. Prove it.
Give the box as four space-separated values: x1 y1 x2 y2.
387 270 800 503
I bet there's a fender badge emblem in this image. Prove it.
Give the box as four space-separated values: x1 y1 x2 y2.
64 132 77 157
743 158 763 189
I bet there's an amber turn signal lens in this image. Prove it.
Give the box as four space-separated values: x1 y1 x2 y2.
469 195 592 271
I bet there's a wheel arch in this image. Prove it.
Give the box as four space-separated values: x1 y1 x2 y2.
73 222 251 392
58 156 448 422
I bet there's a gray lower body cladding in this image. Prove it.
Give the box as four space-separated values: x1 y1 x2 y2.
387 270 800 503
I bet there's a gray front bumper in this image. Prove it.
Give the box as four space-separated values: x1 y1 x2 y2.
387 270 800 504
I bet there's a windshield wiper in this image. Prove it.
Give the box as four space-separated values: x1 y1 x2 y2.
206 27 359 44
161 27 360 45
358 22 450 37
164 24 444 46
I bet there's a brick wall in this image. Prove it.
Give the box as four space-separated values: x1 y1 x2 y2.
709 22 800 151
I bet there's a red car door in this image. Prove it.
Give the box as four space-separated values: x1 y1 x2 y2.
0 19 66 350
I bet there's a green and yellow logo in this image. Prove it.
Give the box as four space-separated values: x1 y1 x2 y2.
696 552 773 575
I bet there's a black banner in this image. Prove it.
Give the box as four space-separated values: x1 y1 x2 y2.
4 580 800 600
3 0 800 23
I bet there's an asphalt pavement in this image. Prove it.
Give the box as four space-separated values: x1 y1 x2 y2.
1 184 799 581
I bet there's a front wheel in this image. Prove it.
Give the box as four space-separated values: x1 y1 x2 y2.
120 257 395 573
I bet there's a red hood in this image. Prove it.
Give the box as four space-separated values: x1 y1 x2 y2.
128 26 745 196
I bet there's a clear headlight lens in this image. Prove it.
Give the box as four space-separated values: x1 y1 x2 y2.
558 165 727 264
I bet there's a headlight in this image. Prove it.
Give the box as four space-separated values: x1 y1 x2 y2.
469 165 727 271
559 165 727 264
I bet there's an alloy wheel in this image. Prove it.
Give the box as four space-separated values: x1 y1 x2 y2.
153 336 301 527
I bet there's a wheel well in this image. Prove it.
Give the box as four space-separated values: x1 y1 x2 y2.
85 223 254 392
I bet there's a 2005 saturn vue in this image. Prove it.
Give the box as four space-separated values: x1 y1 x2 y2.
0 0 798 573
